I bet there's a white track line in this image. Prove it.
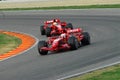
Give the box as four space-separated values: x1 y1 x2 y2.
0 30 39 61
58 60 120 80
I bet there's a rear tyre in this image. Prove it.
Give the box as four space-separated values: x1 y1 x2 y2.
66 23 73 29
38 41 48 55
46 27 51 37
81 32 90 46
68 36 79 50
40 25 45 35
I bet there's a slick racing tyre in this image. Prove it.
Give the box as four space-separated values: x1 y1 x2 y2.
46 27 52 37
40 25 45 35
38 41 48 55
68 36 79 50
81 32 90 46
66 23 73 29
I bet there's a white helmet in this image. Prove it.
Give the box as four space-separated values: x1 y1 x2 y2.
60 33 66 39
53 22 58 26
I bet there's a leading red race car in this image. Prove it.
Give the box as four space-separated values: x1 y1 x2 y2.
40 19 73 37
38 28 90 55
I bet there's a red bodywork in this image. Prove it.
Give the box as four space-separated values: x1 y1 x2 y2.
40 28 83 52
43 19 71 35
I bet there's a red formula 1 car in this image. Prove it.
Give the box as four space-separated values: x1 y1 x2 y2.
40 19 73 37
38 28 90 55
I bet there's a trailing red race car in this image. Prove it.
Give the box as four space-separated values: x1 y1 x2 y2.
40 19 73 37
38 28 90 55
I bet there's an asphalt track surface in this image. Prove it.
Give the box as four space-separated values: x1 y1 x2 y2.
0 9 120 80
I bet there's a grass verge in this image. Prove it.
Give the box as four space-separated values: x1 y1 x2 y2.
0 4 120 11
0 33 22 55
67 64 120 80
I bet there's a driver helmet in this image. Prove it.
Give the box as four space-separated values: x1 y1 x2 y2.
53 22 58 26
60 33 66 39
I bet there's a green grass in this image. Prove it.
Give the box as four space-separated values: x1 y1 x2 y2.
0 4 120 11
67 64 120 80
0 33 22 54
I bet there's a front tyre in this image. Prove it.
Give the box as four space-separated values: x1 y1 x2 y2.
40 25 45 35
38 41 48 55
